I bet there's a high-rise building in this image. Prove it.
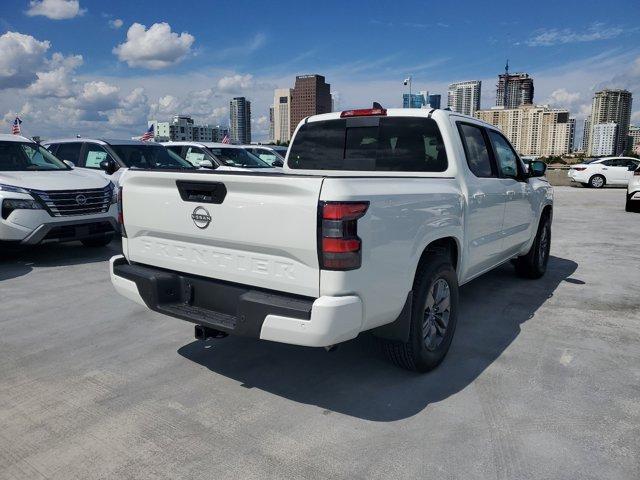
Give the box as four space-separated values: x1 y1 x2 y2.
428 93 441 109
447 81 481 116
290 74 331 136
272 88 292 143
569 118 576 152
581 117 591 152
591 123 618 157
496 72 534 108
403 93 427 108
475 104 573 156
587 89 633 156
629 125 640 153
229 97 251 144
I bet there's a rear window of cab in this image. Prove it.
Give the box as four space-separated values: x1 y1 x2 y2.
288 117 447 172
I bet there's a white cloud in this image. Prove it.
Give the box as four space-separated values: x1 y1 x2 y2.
108 87 150 126
526 24 626 47
217 74 254 92
545 88 581 109
109 18 123 29
113 22 195 69
25 0 85 20
26 53 82 98
0 31 50 88
75 81 120 110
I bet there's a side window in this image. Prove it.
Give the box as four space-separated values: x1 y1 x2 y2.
458 123 495 178
601 159 616 167
185 147 205 165
45 144 58 155
82 144 112 168
487 130 520 179
55 142 82 165
166 146 185 158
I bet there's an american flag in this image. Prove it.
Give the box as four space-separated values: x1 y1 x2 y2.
221 134 230 144
141 124 154 141
11 117 22 135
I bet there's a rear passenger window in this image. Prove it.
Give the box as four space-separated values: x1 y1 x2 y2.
458 123 495 178
55 142 82 164
289 117 448 172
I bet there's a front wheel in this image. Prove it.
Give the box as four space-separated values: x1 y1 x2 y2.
514 214 551 279
81 234 113 247
382 254 459 372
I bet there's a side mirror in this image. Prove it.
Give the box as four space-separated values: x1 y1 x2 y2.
272 158 284 167
63 160 75 169
529 160 547 177
199 159 214 169
99 159 119 175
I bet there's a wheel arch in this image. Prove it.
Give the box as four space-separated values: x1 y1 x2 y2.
373 235 460 342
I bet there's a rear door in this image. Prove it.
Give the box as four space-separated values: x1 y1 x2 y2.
456 122 507 277
122 171 324 297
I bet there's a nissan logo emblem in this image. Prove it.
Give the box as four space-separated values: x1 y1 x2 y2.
191 206 212 229
75 194 87 206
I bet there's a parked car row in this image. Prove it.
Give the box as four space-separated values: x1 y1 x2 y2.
1 134 288 247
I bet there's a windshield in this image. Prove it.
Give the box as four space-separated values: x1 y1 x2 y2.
109 144 194 169
0 141 70 171
207 147 271 168
272 146 288 156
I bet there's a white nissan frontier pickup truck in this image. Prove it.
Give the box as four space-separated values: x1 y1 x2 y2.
110 107 553 371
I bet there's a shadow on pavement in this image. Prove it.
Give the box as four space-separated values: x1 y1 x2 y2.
0 239 121 281
178 256 579 421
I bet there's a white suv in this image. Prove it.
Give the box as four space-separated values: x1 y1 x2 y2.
568 157 640 188
626 165 640 212
0 135 118 247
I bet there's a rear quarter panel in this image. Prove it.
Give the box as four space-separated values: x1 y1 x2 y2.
319 177 463 332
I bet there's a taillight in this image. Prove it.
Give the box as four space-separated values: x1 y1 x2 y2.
340 108 387 118
318 201 368 270
573 167 587 171
634 169 640 176
117 186 127 237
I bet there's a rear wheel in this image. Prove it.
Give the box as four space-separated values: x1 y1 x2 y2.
382 254 459 372
514 214 551 279
627 197 640 213
589 175 605 189
81 234 113 247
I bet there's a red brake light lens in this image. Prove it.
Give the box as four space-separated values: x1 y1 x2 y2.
318 201 369 270
573 167 587 171
340 108 387 118
635 169 640 176
322 202 369 220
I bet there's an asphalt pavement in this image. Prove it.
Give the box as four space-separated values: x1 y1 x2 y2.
1 186 639 479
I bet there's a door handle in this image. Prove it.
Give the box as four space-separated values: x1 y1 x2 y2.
472 193 486 200
506 190 516 197
602 168 608 170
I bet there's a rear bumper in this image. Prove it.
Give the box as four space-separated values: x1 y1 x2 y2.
110 255 363 347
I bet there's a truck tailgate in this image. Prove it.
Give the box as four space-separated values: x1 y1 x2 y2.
121 171 324 298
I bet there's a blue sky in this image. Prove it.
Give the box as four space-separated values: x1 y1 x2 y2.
1 0 639 140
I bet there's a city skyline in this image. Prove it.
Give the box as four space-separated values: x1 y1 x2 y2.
0 0 639 142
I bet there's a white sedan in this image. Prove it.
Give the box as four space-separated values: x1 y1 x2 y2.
568 157 640 188
627 165 640 212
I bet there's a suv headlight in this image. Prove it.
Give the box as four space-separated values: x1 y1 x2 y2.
109 181 118 204
2 198 43 219
0 183 30 194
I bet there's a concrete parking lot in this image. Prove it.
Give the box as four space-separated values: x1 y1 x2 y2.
1 186 639 480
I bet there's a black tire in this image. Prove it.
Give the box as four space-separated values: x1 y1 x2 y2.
81 234 113 247
580 182 590 188
382 254 459 372
513 214 551 279
588 174 606 189
627 197 640 213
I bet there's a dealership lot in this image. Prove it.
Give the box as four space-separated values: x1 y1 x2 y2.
1 187 638 479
